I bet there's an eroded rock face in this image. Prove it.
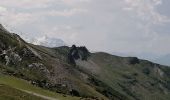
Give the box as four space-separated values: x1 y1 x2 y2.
0 47 22 65
5 52 22 65
28 63 50 74
68 45 90 65
0 44 41 66
10 52 22 64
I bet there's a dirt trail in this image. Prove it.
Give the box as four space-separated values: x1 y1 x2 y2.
20 89 59 100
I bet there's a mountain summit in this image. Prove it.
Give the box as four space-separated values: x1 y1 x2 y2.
31 35 66 47
0 24 170 100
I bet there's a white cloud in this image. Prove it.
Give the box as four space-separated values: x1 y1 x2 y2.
0 6 7 13
123 0 170 24
0 0 91 9
0 11 39 26
0 0 54 9
46 8 88 17
60 0 91 5
0 0 88 26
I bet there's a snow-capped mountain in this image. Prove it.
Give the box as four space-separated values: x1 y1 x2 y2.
31 35 66 47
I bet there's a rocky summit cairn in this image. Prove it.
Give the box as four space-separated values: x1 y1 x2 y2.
68 45 90 65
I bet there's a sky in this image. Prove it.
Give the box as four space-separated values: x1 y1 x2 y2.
0 0 170 59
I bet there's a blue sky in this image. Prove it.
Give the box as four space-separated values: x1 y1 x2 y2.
0 0 170 58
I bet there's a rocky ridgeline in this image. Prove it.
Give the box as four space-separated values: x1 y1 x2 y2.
28 63 50 74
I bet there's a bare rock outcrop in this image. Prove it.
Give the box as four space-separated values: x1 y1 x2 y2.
68 45 90 65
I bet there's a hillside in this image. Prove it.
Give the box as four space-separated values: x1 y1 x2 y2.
0 75 80 100
0 24 170 100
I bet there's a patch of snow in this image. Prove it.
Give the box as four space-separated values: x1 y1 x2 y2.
27 35 66 48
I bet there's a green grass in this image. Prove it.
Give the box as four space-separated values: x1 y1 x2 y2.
0 75 80 100
0 84 45 100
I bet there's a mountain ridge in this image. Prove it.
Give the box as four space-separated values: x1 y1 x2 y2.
0 24 170 100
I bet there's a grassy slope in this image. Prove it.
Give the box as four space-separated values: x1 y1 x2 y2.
0 75 80 100
40 46 170 100
89 52 170 100
0 84 45 100
29 45 109 100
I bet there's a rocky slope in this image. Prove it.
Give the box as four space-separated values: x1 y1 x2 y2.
0 24 170 100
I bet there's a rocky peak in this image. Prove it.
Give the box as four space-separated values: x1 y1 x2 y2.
68 45 90 65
